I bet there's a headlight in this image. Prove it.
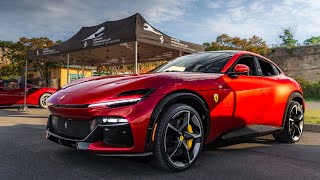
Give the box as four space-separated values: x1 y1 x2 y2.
98 117 128 124
88 98 142 108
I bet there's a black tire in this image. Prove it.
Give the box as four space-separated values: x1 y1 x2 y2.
153 103 204 171
39 93 51 108
273 100 304 143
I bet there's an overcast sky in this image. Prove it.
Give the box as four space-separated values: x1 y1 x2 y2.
0 0 319 45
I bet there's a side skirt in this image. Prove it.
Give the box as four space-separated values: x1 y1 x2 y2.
221 124 283 140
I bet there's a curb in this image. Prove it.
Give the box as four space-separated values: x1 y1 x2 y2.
305 124 320 133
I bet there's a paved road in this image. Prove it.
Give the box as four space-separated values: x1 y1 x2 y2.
307 101 320 110
0 108 320 180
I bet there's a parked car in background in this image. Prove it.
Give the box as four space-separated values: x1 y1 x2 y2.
0 80 56 108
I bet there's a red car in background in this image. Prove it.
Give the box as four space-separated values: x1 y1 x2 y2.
46 51 304 171
0 80 56 108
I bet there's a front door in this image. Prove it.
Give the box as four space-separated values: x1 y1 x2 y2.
223 56 267 129
0 81 24 106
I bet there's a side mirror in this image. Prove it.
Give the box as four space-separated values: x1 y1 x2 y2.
228 64 250 78
234 64 250 75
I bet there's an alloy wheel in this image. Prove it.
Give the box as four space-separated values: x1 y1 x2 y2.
288 104 304 141
164 110 202 168
40 93 51 108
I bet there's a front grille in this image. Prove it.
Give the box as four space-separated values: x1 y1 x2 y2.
50 115 98 140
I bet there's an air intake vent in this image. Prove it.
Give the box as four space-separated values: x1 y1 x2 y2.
117 89 153 96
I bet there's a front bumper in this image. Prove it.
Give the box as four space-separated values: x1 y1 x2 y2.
46 115 135 152
46 131 152 157
46 94 164 154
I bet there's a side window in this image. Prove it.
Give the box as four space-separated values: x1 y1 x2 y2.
271 64 280 75
3 81 19 90
257 58 278 76
231 56 257 76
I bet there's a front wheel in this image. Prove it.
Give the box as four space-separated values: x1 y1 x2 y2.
273 100 304 143
39 93 51 108
153 103 204 171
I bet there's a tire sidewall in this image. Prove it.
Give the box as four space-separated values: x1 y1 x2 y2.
285 100 304 143
39 93 51 108
155 104 204 171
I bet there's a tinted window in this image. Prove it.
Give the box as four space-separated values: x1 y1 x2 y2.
271 64 280 75
4 81 19 90
153 53 232 73
257 59 278 76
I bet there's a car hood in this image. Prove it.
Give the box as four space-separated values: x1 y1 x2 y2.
60 73 161 93
48 72 224 105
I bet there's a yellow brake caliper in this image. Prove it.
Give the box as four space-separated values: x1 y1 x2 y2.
186 124 193 150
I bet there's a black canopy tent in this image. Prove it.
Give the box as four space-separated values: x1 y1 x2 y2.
21 13 205 111
27 13 204 70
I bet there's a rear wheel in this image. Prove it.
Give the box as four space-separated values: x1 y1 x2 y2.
273 100 304 143
39 93 51 108
153 103 204 171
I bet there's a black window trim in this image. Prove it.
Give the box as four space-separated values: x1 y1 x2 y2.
226 55 260 76
255 56 281 77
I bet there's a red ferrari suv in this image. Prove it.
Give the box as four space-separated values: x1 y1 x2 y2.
46 51 304 171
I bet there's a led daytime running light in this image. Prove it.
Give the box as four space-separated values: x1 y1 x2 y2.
88 98 142 107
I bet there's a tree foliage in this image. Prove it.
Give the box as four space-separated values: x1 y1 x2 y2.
0 40 15 48
203 34 270 55
0 37 60 85
279 27 298 47
304 36 320 45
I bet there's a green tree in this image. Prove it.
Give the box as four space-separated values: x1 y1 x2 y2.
203 34 270 55
0 40 15 48
304 36 320 45
0 37 60 85
279 28 298 47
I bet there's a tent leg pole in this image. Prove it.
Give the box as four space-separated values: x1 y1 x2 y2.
134 41 138 74
19 59 28 112
67 53 70 83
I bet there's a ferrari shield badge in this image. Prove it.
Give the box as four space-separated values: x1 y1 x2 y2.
214 94 219 103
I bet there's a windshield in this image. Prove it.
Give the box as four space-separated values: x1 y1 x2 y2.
153 53 232 73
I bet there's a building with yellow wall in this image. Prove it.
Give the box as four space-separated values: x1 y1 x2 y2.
29 66 93 88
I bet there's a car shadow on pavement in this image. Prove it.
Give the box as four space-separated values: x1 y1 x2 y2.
0 107 48 118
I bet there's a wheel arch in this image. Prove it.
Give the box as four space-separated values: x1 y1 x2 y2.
281 91 304 127
145 90 211 151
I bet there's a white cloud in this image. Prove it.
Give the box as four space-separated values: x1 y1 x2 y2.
207 0 223 8
0 0 195 41
196 0 320 44
1 0 320 45
144 0 194 23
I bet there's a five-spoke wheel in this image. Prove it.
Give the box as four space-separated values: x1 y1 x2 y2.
273 100 304 143
153 103 204 171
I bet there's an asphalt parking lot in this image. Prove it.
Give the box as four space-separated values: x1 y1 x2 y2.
1 108 320 180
